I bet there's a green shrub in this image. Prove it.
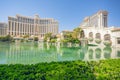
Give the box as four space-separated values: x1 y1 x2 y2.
0 35 13 42
0 59 120 79
34 37 39 41
89 38 93 42
50 39 57 43
95 39 101 44
103 41 112 46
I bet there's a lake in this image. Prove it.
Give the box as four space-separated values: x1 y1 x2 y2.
0 42 120 64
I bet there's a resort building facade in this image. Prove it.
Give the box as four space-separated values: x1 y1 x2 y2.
79 10 120 47
8 14 59 39
0 22 7 36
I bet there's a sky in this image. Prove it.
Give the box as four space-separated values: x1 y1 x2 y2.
0 0 120 32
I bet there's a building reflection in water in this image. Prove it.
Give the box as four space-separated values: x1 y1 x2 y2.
117 51 120 57
0 42 119 64
6 43 57 64
103 47 112 59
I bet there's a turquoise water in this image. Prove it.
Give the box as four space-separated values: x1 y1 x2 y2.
0 42 120 64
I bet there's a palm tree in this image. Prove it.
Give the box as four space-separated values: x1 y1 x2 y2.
72 27 84 39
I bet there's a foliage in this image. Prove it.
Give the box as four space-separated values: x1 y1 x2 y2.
50 39 57 43
34 37 39 41
23 35 29 39
44 33 52 42
0 59 120 79
50 35 57 43
0 61 95 80
89 37 93 42
95 39 101 44
43 28 85 44
0 35 13 42
88 59 120 80
73 27 84 39
61 37 80 43
61 27 84 43
44 33 58 43
62 32 73 43
103 41 112 46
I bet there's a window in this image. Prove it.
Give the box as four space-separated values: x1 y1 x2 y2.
117 38 120 44
89 32 93 38
18 17 21 22
103 15 107 27
104 34 110 41
9 21 11 31
96 33 101 39
81 30 85 38
117 51 120 57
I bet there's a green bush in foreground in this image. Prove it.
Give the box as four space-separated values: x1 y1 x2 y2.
0 59 120 80
0 61 95 80
89 59 120 80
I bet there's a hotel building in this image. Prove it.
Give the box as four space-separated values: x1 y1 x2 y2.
8 14 59 39
79 10 120 47
0 22 7 36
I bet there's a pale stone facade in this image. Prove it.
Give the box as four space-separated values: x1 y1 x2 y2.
80 10 108 28
79 10 120 47
0 22 7 36
8 14 59 39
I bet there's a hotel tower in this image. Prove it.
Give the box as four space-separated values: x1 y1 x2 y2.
8 14 59 39
0 22 7 36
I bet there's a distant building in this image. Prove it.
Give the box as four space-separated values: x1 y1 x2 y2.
79 10 120 47
8 14 59 39
80 10 108 28
0 22 7 36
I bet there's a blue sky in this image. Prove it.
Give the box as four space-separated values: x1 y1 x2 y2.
0 0 120 32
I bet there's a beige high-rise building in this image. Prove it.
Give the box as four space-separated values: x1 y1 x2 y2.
8 14 59 39
80 10 108 28
0 22 7 36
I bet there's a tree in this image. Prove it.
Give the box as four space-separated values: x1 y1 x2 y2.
62 32 73 43
44 33 52 42
73 27 84 39
0 35 13 42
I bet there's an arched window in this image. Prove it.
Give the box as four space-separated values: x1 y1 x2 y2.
96 33 101 39
89 32 93 38
104 34 110 41
81 30 85 38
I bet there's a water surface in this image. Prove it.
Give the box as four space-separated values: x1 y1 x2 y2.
0 42 119 64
